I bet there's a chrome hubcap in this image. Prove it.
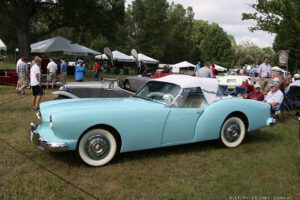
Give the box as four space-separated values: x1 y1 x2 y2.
224 123 241 142
86 136 110 160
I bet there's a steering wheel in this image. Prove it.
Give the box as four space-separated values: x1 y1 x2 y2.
147 92 165 98
147 92 176 104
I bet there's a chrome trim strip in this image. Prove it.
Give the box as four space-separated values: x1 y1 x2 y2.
29 122 68 152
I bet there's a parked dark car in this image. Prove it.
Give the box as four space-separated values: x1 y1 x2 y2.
52 79 134 99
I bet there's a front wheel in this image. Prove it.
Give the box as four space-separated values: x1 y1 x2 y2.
220 117 246 148
78 129 117 166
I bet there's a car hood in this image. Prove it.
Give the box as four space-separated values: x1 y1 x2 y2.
40 97 165 118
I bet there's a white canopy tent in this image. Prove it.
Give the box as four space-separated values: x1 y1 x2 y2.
214 64 227 72
272 66 286 72
95 54 108 60
130 53 159 64
0 39 6 50
170 61 195 73
71 43 100 55
112 50 134 62
30 36 99 55
136 53 159 64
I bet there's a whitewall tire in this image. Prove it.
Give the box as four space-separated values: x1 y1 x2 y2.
220 117 246 148
78 129 117 167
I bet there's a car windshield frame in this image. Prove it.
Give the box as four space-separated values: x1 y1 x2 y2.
135 81 182 106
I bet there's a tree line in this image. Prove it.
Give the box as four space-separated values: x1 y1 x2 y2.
1 0 295 69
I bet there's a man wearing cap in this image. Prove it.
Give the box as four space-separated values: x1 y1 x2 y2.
264 81 284 111
196 62 213 78
30 56 43 110
258 55 272 91
286 74 300 94
247 83 264 101
47 58 58 89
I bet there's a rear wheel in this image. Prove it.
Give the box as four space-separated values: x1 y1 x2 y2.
220 117 246 148
78 129 117 166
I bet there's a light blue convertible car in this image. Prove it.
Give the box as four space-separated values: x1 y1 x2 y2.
29 75 277 166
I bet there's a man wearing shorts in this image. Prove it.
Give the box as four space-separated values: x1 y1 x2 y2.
47 58 58 89
17 57 29 95
31 56 43 110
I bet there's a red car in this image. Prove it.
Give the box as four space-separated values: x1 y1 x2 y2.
0 69 18 85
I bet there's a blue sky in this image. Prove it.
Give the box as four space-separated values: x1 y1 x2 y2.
126 0 275 48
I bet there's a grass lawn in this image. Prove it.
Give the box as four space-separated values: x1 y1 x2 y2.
0 84 299 200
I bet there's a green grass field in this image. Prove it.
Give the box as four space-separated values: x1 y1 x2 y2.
0 84 299 200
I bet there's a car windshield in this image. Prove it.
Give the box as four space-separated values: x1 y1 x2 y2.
135 81 181 105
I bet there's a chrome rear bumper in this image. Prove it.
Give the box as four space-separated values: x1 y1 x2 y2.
29 123 68 152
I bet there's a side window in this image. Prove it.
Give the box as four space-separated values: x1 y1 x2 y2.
175 87 206 108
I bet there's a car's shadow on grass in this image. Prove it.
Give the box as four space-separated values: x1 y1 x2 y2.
47 131 282 167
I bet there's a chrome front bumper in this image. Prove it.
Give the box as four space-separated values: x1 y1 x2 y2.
267 118 277 126
29 123 68 152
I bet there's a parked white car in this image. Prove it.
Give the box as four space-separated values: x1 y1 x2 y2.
216 75 256 90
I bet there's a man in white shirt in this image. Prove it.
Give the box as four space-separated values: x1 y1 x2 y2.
258 56 272 91
16 57 23 91
31 56 43 110
196 62 213 78
264 81 284 111
46 58 58 89
286 74 300 94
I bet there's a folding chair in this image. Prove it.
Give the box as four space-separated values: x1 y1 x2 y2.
220 85 228 94
234 86 247 96
286 86 300 112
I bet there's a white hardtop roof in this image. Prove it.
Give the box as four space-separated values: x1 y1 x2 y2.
152 75 221 104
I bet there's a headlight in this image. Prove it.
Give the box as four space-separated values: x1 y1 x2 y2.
50 115 53 129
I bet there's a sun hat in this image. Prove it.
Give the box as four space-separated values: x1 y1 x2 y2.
254 83 261 88
269 81 280 88
294 74 300 79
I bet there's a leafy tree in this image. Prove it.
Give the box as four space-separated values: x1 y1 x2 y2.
0 0 125 57
242 0 300 72
130 0 169 59
192 20 232 67
162 3 195 63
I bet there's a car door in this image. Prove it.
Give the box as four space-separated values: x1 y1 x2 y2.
162 87 205 144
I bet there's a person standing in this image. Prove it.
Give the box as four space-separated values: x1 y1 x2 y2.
30 56 43 110
75 59 86 82
258 55 272 91
60 58 68 85
211 64 217 77
93 61 100 81
194 61 201 76
46 58 58 89
16 57 23 92
17 57 29 95
197 62 213 78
